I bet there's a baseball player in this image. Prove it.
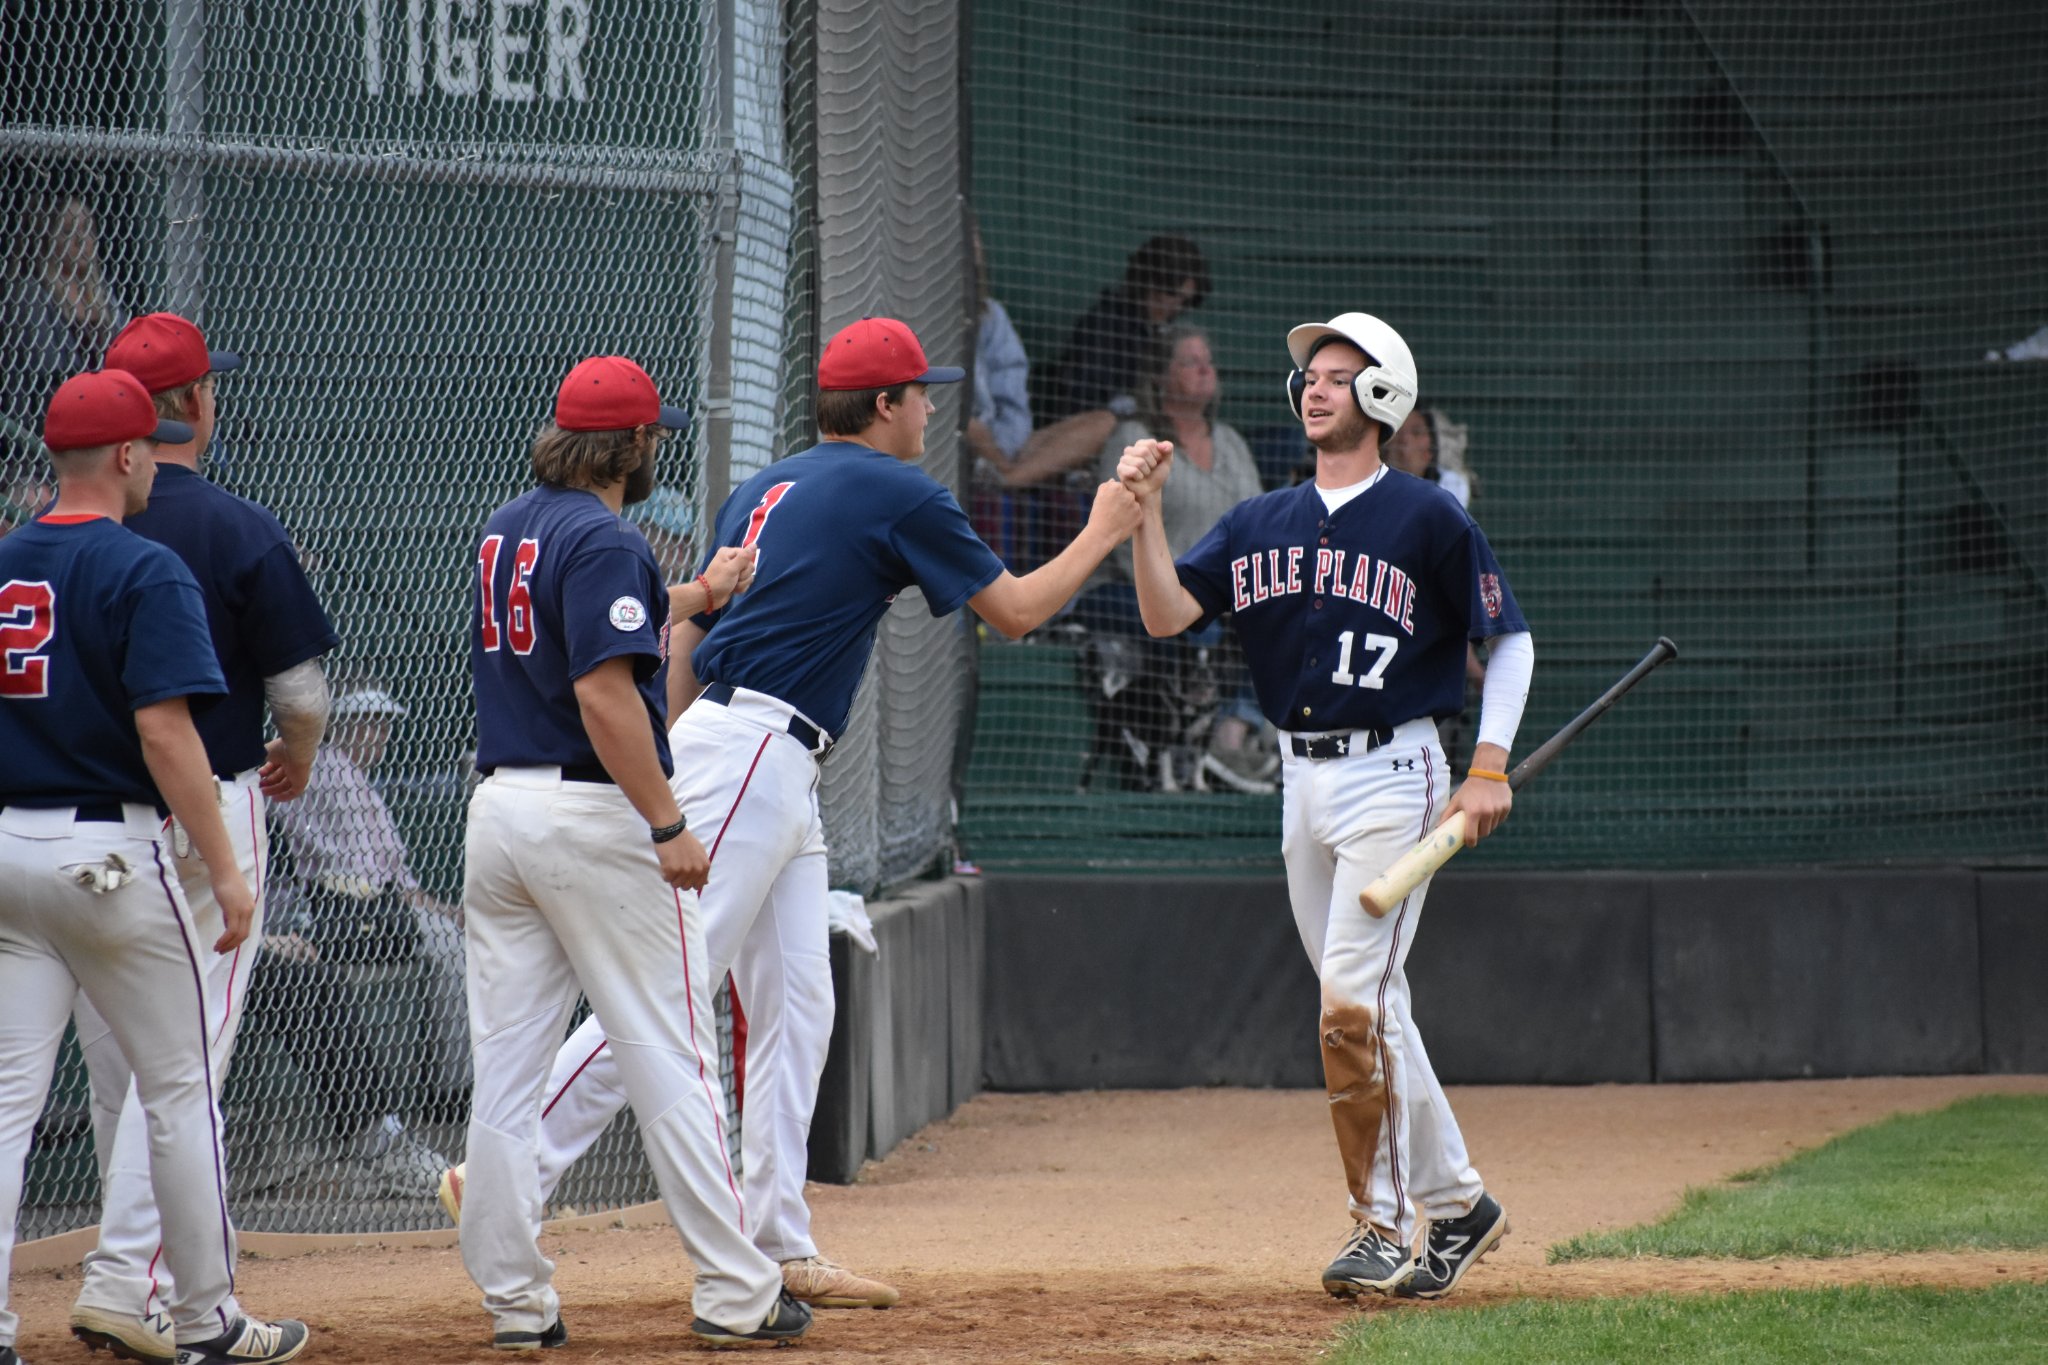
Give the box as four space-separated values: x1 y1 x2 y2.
0 370 308 1364
65 313 336 1364
439 317 1142 1312
463 354 808 1350
1117 313 1533 1301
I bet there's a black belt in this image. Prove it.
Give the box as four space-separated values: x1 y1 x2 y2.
1287 727 1394 761
0 801 128 822
480 764 612 783
701 682 832 756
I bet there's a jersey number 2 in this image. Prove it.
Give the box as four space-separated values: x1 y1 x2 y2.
0 580 56 698
478 536 540 655
1330 630 1397 690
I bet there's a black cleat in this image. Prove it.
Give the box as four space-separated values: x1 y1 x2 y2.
492 1316 568 1351
1322 1222 1416 1298
1397 1192 1509 1300
690 1289 813 1349
171 1316 308 1364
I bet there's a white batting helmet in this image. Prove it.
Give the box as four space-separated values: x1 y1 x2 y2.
1284 312 1418 446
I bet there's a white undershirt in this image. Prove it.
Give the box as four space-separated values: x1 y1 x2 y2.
1313 464 1388 514
1476 631 1534 754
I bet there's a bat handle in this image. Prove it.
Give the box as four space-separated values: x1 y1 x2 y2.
1358 810 1468 918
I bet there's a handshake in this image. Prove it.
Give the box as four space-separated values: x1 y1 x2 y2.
1084 438 1177 542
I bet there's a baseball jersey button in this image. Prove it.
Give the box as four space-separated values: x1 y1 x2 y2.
1301 706 1312 718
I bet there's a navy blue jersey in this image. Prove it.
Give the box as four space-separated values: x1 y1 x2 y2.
1177 470 1528 732
471 486 672 777
0 515 227 807
125 464 338 776
689 442 1005 738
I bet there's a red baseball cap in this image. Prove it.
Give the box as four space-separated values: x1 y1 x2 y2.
104 312 243 394
554 356 689 433
816 317 965 391
43 370 194 452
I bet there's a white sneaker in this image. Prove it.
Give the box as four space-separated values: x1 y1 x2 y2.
71 1303 174 1362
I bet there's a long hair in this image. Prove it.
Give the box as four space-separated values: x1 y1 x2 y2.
1122 234 1209 308
1134 322 1218 437
528 423 651 490
12 194 124 348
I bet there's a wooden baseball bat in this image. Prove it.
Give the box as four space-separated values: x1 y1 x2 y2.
1357 637 1678 917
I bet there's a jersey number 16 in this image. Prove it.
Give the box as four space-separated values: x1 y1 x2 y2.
478 535 540 655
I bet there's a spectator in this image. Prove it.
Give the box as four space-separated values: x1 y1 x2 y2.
2 192 128 526
1385 409 1488 764
1985 323 2048 362
1384 407 1475 509
962 218 1035 563
1044 233 1210 421
627 487 700 581
1070 324 1270 791
965 220 1032 472
254 684 459 1194
990 235 1210 568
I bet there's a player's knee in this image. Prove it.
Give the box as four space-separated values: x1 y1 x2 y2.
1318 999 1382 1103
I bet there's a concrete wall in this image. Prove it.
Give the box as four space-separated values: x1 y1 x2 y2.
807 869 2044 1183
980 870 2048 1090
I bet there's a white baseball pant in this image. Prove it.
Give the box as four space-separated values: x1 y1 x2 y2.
1280 717 1485 1248
72 768 267 1321
530 693 832 1264
0 804 246 1348
459 767 781 1338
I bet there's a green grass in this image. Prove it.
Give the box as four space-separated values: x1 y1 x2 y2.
1551 1094 2048 1261
1329 1283 2048 1364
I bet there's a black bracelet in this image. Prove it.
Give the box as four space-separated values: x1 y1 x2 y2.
650 817 688 844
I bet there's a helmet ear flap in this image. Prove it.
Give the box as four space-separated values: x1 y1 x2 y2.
1285 369 1307 419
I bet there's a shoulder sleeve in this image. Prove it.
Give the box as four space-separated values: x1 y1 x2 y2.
889 485 1006 617
558 537 666 682
1437 517 1530 642
238 537 341 675
1173 502 1239 626
123 553 228 708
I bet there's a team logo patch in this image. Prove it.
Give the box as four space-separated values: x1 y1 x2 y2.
608 596 648 631
1480 573 1503 619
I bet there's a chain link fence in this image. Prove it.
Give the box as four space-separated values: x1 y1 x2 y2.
4 0 971 1241
958 0 2048 874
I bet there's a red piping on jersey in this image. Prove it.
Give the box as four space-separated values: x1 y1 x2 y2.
1372 744 1435 1224
151 840 236 1309
542 1040 611 1120
218 787 262 1045
37 513 106 524
545 732 776 1117
677 886 746 1230
708 734 774 865
706 732 772 1116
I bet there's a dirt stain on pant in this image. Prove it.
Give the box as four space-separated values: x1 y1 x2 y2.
1320 999 1387 1210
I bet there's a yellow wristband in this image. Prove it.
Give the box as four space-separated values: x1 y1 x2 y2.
1466 768 1510 783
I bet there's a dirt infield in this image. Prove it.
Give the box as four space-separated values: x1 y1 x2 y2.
11 1075 2047 1363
